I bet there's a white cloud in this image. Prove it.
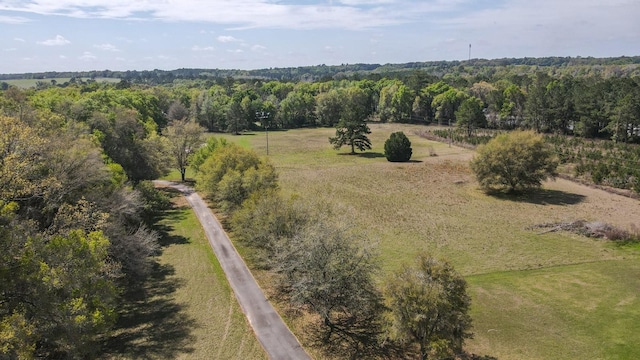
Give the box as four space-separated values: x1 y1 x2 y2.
14 38 25 42
227 49 244 53
0 0 455 30
3 48 17 51
192 45 216 51
59 55 67 59
0 15 30 24
38 35 71 46
94 43 120 52
251 44 267 52
217 35 240 43
79 51 96 60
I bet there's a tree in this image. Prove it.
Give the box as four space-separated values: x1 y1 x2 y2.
432 88 467 126
386 254 472 360
455 97 486 136
329 118 372 154
315 89 343 127
167 100 189 121
164 119 205 182
197 144 277 213
470 131 558 193
276 219 385 355
524 72 551 132
329 87 373 154
384 131 413 162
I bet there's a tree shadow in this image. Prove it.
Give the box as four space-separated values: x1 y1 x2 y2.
490 188 586 206
337 152 386 158
390 159 423 163
100 201 199 358
100 262 199 358
152 207 191 247
358 152 386 159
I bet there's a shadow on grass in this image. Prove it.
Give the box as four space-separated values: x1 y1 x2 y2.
337 151 386 158
100 262 198 359
152 207 191 247
101 203 198 358
490 188 586 206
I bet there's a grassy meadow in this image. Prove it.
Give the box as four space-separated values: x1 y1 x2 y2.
3 77 120 88
100 191 266 360
216 123 640 359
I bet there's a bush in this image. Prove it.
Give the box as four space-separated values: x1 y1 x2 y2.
470 131 558 193
384 131 412 162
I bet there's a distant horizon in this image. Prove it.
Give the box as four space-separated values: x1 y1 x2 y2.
2 54 640 77
2 0 638 74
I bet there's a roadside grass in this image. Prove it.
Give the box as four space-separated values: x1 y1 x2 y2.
215 123 640 359
100 190 266 360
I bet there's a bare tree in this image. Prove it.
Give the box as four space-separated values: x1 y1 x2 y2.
164 119 205 182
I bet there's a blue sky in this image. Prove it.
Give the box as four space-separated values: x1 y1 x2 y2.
1 0 638 73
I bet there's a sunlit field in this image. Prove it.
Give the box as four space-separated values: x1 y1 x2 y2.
216 123 640 359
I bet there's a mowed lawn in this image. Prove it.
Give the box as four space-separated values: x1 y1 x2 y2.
218 123 640 360
100 193 266 360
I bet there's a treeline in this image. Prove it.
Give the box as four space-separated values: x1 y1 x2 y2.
2 55 640 84
0 83 177 357
6 64 639 143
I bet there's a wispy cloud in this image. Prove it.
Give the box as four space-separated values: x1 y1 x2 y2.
0 15 30 24
79 51 96 60
14 38 26 42
0 0 459 30
192 45 216 51
217 35 240 43
94 43 120 52
37 35 71 46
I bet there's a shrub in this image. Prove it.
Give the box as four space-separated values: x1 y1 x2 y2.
384 131 412 162
470 131 558 193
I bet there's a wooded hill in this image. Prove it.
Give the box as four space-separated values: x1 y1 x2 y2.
2 55 640 84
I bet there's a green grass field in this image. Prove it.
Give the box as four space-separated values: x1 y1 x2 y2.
100 193 266 360
216 123 640 359
3 77 120 88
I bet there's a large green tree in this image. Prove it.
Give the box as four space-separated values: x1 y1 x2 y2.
470 131 558 193
329 87 372 154
164 119 205 182
276 218 385 355
386 254 472 360
455 97 486 136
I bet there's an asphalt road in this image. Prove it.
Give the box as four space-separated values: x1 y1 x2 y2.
155 181 311 360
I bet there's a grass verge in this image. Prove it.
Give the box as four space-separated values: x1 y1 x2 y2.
99 190 266 360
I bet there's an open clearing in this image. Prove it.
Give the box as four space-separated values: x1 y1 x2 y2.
100 192 266 360
218 123 640 359
2 77 120 88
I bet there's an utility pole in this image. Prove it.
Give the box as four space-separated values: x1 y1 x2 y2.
256 111 271 155
469 44 471 61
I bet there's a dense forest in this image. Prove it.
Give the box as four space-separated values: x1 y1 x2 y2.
2 55 640 84
1 56 640 357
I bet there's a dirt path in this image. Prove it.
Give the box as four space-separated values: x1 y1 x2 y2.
154 181 311 360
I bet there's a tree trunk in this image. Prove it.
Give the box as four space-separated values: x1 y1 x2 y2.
351 142 355 154
180 168 186 182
